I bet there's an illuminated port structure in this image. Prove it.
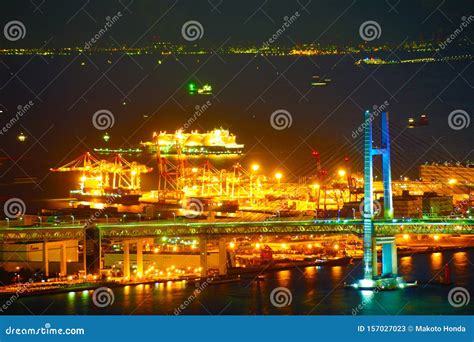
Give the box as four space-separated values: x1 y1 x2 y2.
52 124 472 219
50 152 153 205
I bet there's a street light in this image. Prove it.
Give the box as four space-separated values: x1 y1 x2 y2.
104 214 109 224
70 215 75 225
275 172 282 186
338 169 346 177
251 164 260 172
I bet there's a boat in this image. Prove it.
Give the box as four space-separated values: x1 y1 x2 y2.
355 57 385 66
314 255 353 266
209 275 240 285
407 114 429 128
70 189 142 205
311 75 331 86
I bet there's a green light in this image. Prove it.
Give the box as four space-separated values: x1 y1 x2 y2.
103 132 110 142
187 82 197 92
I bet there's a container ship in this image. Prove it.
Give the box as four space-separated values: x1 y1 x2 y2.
141 129 244 156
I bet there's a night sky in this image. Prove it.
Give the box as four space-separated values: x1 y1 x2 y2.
0 0 472 200
1 0 473 46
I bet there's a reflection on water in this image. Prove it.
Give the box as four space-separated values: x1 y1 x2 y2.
6 249 474 315
431 252 443 270
331 266 343 281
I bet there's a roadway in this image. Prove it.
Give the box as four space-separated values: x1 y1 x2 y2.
0 218 473 242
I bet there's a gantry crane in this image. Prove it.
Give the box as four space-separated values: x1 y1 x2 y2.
50 152 153 195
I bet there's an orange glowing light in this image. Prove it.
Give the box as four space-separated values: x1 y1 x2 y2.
251 164 260 172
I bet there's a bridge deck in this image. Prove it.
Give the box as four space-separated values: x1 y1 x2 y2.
0 219 472 242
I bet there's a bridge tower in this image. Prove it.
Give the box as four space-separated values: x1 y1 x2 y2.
360 110 399 288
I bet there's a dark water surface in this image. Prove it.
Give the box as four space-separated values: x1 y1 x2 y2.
5 249 473 315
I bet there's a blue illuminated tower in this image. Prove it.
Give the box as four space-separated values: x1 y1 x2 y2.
361 110 395 285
